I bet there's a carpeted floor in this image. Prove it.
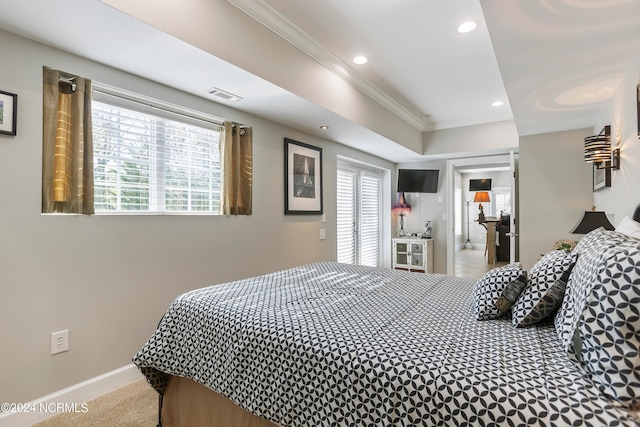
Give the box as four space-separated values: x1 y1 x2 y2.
33 379 157 427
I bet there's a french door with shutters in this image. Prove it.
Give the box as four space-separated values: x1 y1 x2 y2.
337 161 382 267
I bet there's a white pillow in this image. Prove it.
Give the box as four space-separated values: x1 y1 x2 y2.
615 216 640 238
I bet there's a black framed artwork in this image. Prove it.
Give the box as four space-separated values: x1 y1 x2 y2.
284 138 323 214
0 90 17 136
593 163 611 192
636 83 639 139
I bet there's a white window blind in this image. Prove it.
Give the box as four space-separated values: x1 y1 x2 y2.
337 169 356 264
91 89 222 214
359 172 381 266
337 161 382 267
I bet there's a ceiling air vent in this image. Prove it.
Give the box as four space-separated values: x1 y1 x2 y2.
206 87 243 102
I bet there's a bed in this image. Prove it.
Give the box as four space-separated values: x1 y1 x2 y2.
133 210 640 427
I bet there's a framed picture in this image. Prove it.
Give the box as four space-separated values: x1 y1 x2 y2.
593 163 611 192
284 138 323 214
636 83 639 139
0 90 17 136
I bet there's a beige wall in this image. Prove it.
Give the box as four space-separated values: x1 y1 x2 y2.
518 59 640 270
0 30 394 403
594 58 640 224
518 128 593 269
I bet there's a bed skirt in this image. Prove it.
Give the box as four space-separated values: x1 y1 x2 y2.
162 375 279 427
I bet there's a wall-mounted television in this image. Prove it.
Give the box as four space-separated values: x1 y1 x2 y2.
469 178 492 191
397 169 439 193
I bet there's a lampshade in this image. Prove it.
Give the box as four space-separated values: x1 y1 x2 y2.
392 192 411 214
571 210 614 234
473 191 490 203
584 126 611 165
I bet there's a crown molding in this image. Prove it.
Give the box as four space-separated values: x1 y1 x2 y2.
227 0 427 131
431 111 515 131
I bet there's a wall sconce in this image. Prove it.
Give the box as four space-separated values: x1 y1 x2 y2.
584 125 620 170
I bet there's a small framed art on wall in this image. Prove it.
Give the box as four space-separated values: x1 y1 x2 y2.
0 90 17 136
284 138 323 214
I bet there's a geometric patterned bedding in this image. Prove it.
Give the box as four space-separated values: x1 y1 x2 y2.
132 262 639 426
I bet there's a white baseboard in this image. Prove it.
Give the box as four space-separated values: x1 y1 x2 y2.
0 364 143 427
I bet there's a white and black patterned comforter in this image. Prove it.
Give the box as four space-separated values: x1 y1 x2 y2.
133 262 639 426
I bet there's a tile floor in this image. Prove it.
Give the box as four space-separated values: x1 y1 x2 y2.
454 248 507 279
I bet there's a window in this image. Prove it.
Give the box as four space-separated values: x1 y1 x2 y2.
337 161 382 267
337 169 356 264
91 89 222 214
493 187 512 216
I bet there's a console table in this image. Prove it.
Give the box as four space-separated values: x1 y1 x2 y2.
392 238 434 273
478 219 500 264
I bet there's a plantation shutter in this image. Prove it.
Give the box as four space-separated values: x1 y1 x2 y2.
359 171 381 267
337 161 382 267
337 168 356 264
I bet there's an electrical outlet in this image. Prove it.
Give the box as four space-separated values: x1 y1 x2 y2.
51 330 69 355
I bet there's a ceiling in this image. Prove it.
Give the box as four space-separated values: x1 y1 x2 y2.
0 0 639 162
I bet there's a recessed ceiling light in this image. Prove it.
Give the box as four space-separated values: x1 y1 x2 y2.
320 125 329 130
353 56 368 65
491 101 504 107
457 21 477 33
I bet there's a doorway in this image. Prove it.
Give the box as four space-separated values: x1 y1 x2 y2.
446 153 518 277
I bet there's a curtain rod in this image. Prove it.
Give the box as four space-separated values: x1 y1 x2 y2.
58 75 76 91
92 83 224 129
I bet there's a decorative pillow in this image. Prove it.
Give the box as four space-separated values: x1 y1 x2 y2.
554 227 640 408
473 263 527 320
616 215 640 238
512 250 576 328
554 227 621 352
576 244 640 408
572 226 610 256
